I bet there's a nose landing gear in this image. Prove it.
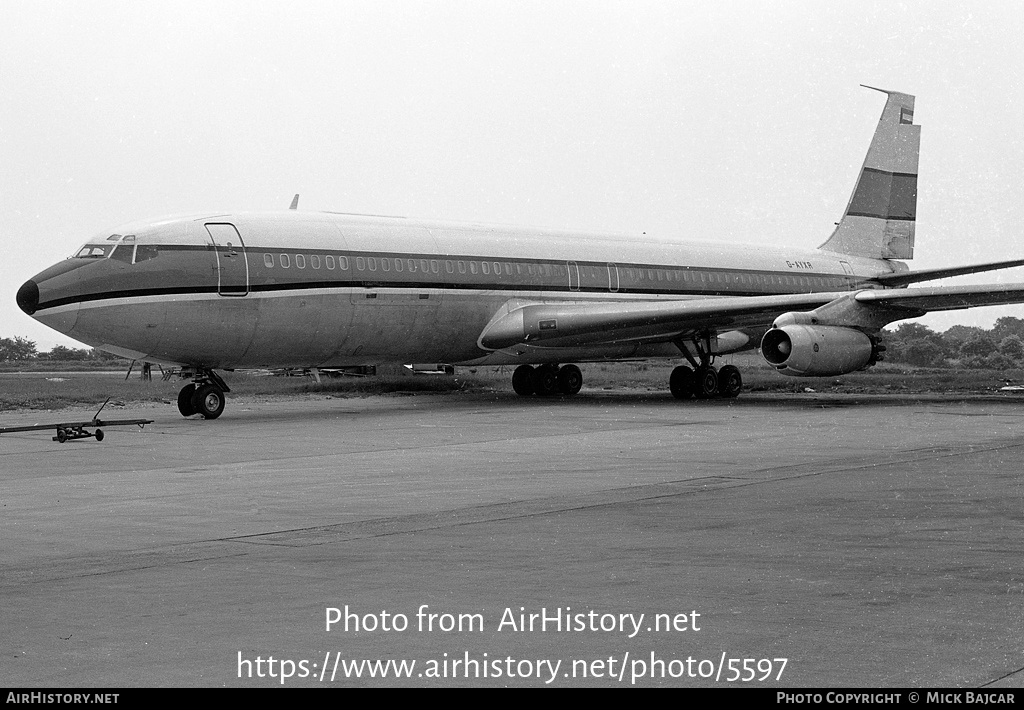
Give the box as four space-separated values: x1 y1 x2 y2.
176 369 231 419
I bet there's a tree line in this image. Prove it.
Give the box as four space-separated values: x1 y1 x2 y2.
0 336 125 362
882 316 1024 369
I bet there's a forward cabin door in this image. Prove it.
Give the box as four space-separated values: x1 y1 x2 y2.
205 223 249 296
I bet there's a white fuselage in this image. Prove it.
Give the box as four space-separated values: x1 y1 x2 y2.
26 211 895 369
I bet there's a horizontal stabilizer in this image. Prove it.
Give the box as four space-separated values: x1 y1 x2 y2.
855 282 1024 312
871 259 1024 287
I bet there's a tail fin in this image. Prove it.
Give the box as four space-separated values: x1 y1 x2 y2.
819 86 920 260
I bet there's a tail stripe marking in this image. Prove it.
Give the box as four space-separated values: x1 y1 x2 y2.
846 168 917 221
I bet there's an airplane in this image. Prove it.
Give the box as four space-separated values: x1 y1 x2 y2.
15 86 1024 420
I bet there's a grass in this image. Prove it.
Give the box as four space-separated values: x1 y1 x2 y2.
1 356 1021 413
0 358 132 373
0 365 479 412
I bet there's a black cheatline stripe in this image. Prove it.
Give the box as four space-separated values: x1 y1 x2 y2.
38 285 222 311
35 275 865 313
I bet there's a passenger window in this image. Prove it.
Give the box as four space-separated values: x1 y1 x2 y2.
431 260 439 273
458 261 466 274
295 254 306 269
264 253 274 268
367 257 377 271
311 255 321 269
493 262 501 274
326 255 336 270
481 262 490 275
445 261 454 273
421 259 430 272
280 254 290 268
470 262 478 274
381 259 390 271
407 259 417 273
395 259 404 272
339 256 349 270
355 257 365 270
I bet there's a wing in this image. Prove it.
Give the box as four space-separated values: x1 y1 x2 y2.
478 283 1024 350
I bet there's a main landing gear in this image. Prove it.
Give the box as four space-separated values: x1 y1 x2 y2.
177 369 231 419
669 332 743 400
668 363 742 400
511 364 583 397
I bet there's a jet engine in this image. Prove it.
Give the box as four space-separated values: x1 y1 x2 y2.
760 324 881 377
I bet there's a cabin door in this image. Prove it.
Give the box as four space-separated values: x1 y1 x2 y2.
205 223 249 296
839 260 855 290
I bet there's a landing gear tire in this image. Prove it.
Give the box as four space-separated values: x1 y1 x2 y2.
94 429 104 442
669 366 694 400
512 365 535 396
192 384 226 420
56 428 67 443
718 365 742 398
693 366 719 399
177 384 197 416
531 365 559 396
556 365 583 395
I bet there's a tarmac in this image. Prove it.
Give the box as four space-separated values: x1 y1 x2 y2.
2 389 1023 687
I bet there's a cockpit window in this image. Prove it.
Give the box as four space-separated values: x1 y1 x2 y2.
75 244 115 258
135 245 159 263
110 245 134 263
74 234 144 261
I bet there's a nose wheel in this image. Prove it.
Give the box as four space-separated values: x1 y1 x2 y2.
192 384 226 419
176 369 230 419
177 384 197 416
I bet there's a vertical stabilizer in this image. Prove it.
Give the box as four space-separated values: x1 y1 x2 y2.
819 86 920 260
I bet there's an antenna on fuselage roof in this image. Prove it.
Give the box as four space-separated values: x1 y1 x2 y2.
289 194 299 210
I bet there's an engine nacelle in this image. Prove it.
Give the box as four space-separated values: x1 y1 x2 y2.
760 325 877 377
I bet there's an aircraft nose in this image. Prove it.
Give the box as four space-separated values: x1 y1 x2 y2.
17 279 39 316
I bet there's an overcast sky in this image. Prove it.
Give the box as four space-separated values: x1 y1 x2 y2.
3 1 1023 350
